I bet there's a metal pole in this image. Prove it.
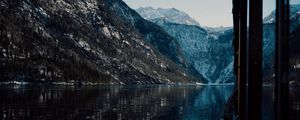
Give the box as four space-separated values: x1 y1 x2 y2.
275 0 290 119
248 0 263 119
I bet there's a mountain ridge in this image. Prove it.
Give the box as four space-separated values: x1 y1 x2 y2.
136 4 300 83
136 7 201 26
147 18 235 83
0 0 202 84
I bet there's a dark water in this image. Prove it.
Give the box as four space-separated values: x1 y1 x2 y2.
0 85 234 120
262 86 300 120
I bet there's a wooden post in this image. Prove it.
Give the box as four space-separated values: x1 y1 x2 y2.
275 0 290 119
238 0 248 119
248 0 263 119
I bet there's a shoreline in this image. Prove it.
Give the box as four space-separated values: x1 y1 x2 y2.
1 81 299 87
0 81 236 86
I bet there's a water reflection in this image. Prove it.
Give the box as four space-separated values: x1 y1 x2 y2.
0 85 234 120
289 86 300 120
261 87 300 120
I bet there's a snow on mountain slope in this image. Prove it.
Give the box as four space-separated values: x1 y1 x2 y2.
148 19 235 83
106 0 206 82
0 0 202 84
263 4 300 24
136 7 201 26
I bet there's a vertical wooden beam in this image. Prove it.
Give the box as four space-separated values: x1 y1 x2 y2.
275 0 290 119
232 0 244 119
238 0 248 119
248 0 263 119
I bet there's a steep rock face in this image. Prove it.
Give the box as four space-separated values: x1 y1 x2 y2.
105 0 206 82
263 4 300 24
290 26 300 58
204 26 232 34
262 4 300 82
290 25 300 84
149 19 235 83
0 0 200 84
137 4 300 83
262 23 276 81
106 1 185 66
136 7 201 26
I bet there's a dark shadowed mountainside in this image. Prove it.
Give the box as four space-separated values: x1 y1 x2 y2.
0 0 202 84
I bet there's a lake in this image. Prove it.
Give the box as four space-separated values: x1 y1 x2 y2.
1 85 299 120
0 85 234 120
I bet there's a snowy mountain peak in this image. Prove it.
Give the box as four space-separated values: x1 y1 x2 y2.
204 26 232 33
136 7 201 26
263 4 300 24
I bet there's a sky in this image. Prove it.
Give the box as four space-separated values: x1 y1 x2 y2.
123 0 300 27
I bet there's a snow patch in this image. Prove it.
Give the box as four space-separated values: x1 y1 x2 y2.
111 31 121 39
160 63 167 69
102 26 111 38
136 7 200 26
78 40 91 51
37 7 48 17
122 40 131 46
293 64 300 69
195 82 203 85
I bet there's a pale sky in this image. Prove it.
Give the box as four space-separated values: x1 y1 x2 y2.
123 0 300 27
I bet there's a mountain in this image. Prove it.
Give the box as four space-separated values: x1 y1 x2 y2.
263 4 300 24
290 25 300 85
137 4 300 83
0 0 201 84
290 24 300 58
105 0 206 82
262 4 300 82
204 26 233 34
136 7 201 26
147 19 235 83
106 1 184 65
